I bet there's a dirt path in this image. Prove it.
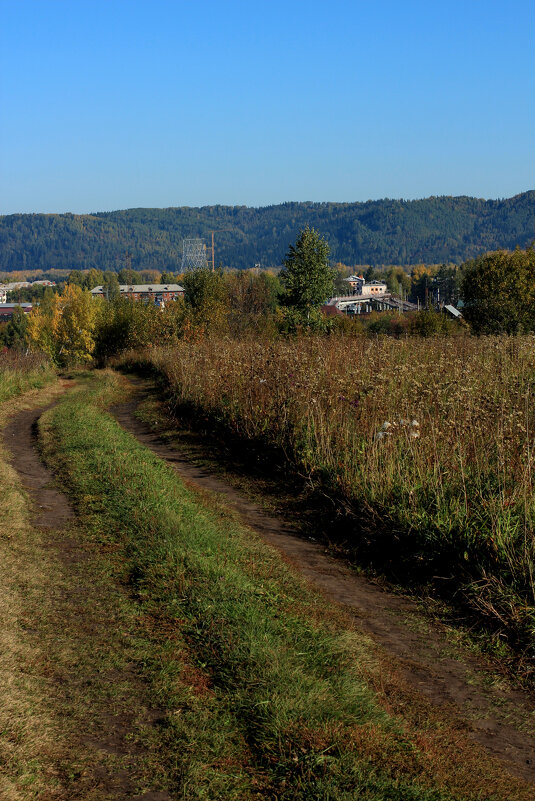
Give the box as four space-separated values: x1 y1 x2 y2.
111 380 535 785
3 395 171 800
4 405 75 529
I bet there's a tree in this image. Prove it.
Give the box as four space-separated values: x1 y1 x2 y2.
3 307 29 350
280 226 334 313
461 246 535 334
432 264 461 306
332 263 352 295
86 268 105 289
385 266 411 297
118 268 139 285
93 294 186 361
224 270 282 337
102 271 120 300
27 284 99 364
182 268 229 334
365 266 381 282
410 265 436 305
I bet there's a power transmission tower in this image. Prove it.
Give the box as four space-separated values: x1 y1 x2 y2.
181 239 207 271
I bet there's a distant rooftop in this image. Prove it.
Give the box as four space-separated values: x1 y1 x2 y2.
343 276 386 285
90 284 184 294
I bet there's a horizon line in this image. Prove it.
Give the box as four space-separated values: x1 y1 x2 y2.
2 190 534 218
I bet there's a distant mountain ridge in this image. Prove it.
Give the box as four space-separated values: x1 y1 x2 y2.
1 192 534 272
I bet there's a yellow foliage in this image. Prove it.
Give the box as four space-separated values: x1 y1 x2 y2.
411 264 438 281
27 284 100 365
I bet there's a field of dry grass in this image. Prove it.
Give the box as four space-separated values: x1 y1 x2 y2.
118 335 535 661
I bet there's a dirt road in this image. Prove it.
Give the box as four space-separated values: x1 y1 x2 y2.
3 394 172 800
3 378 534 794
111 379 535 784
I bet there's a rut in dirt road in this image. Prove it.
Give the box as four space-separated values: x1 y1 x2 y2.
4 406 74 528
112 380 535 785
3 400 172 801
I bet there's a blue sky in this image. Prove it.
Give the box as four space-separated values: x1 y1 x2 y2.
1 0 534 214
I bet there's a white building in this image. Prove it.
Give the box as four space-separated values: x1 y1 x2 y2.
342 276 387 297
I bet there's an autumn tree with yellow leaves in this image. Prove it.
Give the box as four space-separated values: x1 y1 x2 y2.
27 284 100 365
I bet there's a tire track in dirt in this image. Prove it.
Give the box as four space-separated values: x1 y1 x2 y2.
4 405 74 529
3 397 171 801
111 381 535 785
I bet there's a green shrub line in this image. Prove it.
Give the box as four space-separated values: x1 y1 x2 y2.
38 371 504 800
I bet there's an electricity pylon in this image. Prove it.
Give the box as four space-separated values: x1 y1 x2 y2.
181 239 207 271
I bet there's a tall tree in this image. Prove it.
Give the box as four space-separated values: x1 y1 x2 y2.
280 226 334 313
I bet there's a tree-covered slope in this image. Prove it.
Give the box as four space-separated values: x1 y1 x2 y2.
1 192 534 271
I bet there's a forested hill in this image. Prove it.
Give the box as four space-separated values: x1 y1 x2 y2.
1 192 534 272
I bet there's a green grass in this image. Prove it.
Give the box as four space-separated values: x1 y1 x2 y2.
38 369 531 800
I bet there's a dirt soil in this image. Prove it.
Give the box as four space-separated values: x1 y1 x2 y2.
111 380 535 785
4 405 75 529
3 397 172 800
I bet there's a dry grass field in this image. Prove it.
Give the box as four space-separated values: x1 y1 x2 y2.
118 335 535 660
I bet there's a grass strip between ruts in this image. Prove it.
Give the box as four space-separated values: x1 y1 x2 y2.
39 370 525 800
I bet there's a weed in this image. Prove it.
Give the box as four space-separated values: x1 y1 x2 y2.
116 335 535 663
0 351 55 402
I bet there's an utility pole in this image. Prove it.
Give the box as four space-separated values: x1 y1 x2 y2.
212 231 215 273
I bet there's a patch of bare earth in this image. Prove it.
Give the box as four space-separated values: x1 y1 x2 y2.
111 376 535 787
2 386 171 800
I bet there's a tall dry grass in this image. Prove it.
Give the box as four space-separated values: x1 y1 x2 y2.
119 336 535 656
0 351 54 403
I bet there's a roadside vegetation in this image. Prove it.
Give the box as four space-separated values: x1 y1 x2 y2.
116 334 535 668
0 350 55 403
37 370 529 800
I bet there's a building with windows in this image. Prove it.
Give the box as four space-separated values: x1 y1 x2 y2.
90 284 184 305
0 303 33 321
343 276 387 296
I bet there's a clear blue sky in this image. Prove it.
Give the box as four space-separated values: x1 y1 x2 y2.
1 0 534 214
